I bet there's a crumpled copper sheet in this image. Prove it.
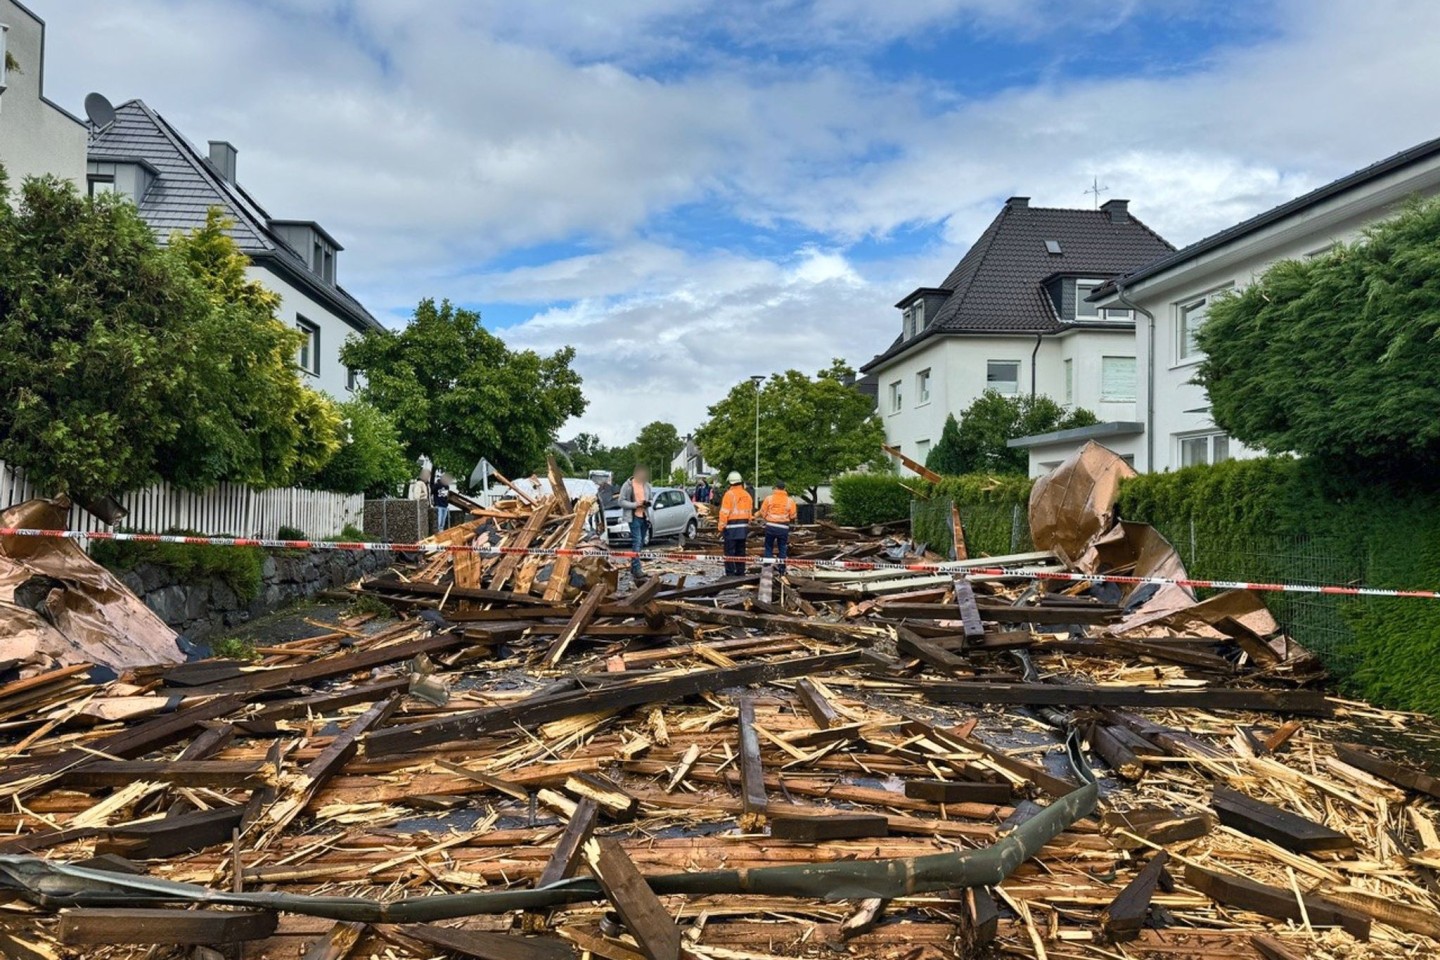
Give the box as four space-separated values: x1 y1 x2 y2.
0 499 182 672
1027 441 1137 565
1078 521 1197 634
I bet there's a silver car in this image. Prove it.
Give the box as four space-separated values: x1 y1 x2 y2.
604 486 699 545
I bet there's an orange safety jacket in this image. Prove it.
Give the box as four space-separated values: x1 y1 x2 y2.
758 491 797 530
717 485 754 530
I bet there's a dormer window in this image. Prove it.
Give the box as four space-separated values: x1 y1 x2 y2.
902 300 926 339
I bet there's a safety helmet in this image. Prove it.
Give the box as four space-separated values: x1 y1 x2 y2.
727 471 743 485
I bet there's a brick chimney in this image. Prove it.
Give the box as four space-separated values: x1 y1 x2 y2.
1101 198 1129 223
208 140 238 183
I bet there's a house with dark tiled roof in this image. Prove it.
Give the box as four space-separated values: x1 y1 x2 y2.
1025 134 1440 476
86 99 383 398
860 197 1173 469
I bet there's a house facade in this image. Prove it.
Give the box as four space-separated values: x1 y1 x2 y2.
861 198 1173 468
87 99 383 398
0 1 87 189
1016 136 1440 476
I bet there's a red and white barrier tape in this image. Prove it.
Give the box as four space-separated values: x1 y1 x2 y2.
2 526 1436 600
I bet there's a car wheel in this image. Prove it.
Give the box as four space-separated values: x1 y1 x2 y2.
684 518 698 540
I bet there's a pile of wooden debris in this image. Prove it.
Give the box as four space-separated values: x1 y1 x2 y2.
0 445 1437 960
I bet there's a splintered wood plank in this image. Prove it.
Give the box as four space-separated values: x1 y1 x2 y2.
769 813 888 841
919 682 1335 715
795 679 841 730
547 455 570 504
949 503 968 561
538 798 600 888
1183 863 1370 940
1211 785 1353 852
544 582 609 666
1334 742 1440 799
58 908 277 945
544 495 598 602
301 921 366 960
951 577 985 639
57 760 270 790
895 627 971 673
564 773 637 822
758 562 775 604
882 444 942 483
94 805 246 859
583 838 681 960
366 651 858 756
1088 724 1145 781
490 498 556 592
395 923 576 960
736 696 768 830
1100 850 1168 942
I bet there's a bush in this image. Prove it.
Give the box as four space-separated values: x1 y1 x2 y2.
914 474 1035 556
276 525 307 541
92 529 264 600
1116 458 1440 715
832 474 912 526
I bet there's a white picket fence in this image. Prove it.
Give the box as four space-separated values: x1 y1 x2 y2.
0 459 363 539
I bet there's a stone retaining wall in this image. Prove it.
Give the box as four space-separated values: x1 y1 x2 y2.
117 549 393 640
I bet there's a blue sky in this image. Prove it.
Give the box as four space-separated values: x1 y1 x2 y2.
34 0 1440 442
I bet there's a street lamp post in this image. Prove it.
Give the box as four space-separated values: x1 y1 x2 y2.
749 375 764 488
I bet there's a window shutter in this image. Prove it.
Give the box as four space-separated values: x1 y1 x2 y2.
1101 356 1136 402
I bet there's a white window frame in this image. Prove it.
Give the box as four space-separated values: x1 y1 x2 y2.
1175 285 1231 365
916 368 931 405
986 360 1020 396
1176 432 1231 468
1063 358 1074 405
1074 279 1104 320
915 439 932 463
888 380 902 414
297 317 321 376
1100 355 1137 403
345 365 360 392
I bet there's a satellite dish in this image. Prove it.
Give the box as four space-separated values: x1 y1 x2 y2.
84 92 116 130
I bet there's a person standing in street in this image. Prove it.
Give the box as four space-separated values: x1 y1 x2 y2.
693 477 711 505
617 466 652 581
717 471 754 576
758 481 797 575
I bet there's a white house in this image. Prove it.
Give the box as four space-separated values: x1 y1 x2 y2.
86 99 383 398
1014 136 1440 476
861 197 1174 468
0 0 87 189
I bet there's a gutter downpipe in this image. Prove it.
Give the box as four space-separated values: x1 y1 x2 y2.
1113 279 1154 471
1030 332 1043 398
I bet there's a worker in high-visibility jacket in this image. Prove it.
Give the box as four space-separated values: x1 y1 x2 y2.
717 471 754 576
758 481 798 575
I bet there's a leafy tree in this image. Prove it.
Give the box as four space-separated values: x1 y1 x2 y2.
694 360 885 501
161 210 343 489
925 414 966 475
341 298 586 481
947 391 1098 474
1198 198 1440 474
307 398 412 496
631 421 681 475
0 172 193 499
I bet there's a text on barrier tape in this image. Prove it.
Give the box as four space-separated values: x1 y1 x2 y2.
1 526 1437 600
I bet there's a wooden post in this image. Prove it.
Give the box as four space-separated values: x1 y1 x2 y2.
583 838 681 960
737 696 767 830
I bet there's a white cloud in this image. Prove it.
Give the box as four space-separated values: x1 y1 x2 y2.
27 0 1440 443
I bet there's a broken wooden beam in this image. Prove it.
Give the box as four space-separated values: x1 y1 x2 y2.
394 923 575 960
1182 863 1370 940
951 577 985 640
904 780 1013 805
736 696 767 830
543 582 609 666
366 651 859 756
917 681 1335 715
538 798 600 889
794 678 841 729
769 814 888 841
57 907 278 945
583 838 682 960
1100 850 1168 942
1211 785 1353 853
1333 742 1440 800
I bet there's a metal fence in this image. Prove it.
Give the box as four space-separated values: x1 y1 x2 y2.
0 459 363 540
910 498 1365 672
910 498 1032 559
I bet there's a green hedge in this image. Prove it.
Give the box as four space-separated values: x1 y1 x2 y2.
833 472 1035 558
1116 458 1440 714
832 474 913 527
92 529 264 600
